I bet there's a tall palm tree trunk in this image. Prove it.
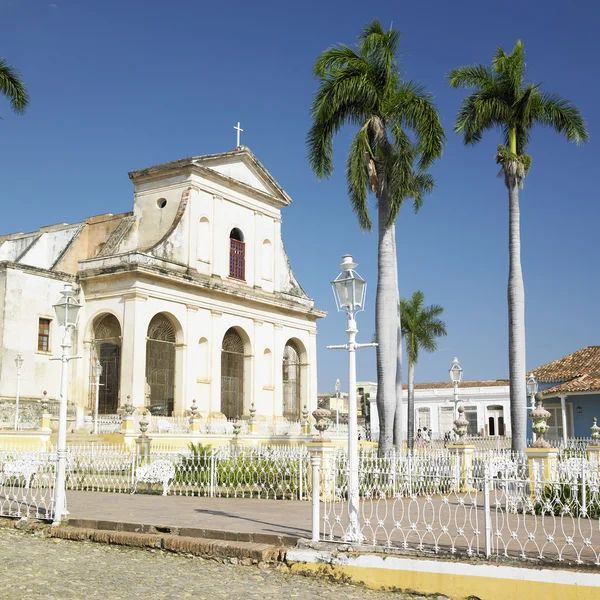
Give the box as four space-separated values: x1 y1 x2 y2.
393 227 404 449
506 163 527 451
376 184 398 456
406 360 415 449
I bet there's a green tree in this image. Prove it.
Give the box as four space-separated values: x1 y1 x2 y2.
401 291 447 449
448 41 588 450
0 59 28 115
307 20 444 454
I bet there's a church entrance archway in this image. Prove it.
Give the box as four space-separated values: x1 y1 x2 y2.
146 314 176 416
283 341 301 420
91 314 121 414
221 328 244 419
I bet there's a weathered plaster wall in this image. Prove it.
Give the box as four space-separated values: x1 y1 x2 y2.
0 234 38 262
0 267 72 402
54 213 130 274
18 225 82 270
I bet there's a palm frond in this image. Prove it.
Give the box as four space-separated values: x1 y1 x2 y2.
455 91 510 145
532 91 590 144
307 70 378 178
400 291 446 364
447 64 496 89
346 124 374 230
391 81 446 169
0 59 28 114
313 46 369 79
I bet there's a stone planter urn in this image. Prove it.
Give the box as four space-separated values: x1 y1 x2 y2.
530 394 552 448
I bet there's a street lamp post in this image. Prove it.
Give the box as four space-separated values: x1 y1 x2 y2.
92 360 103 435
51 283 82 526
327 255 376 542
14 354 24 430
449 357 463 414
527 372 538 442
449 357 463 437
526 373 538 410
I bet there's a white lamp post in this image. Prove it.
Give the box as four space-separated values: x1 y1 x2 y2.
327 255 376 542
527 372 538 442
449 356 463 418
51 283 81 526
526 373 538 410
14 354 24 430
92 360 103 435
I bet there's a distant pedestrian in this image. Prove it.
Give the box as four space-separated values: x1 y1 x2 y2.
416 428 424 448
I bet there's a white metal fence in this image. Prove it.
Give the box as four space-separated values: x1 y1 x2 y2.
317 450 600 565
0 443 311 522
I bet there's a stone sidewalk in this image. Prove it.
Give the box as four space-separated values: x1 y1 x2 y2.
66 491 312 543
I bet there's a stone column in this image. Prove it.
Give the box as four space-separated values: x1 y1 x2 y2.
253 319 263 414
184 305 200 414
524 447 558 499
39 392 51 433
120 293 148 409
448 444 476 493
307 439 336 542
174 343 187 415
369 397 380 438
560 394 568 444
308 331 318 414
273 324 284 418
209 310 222 415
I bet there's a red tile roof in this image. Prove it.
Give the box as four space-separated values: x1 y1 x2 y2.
541 374 600 398
530 346 600 383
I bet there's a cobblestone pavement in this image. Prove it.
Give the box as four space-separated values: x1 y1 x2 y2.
0 529 425 600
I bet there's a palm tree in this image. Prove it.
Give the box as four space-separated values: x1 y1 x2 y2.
307 20 445 454
448 41 588 450
401 291 447 449
0 59 28 115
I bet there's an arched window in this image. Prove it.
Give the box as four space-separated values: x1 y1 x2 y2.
261 239 273 281
221 328 245 418
146 314 176 416
197 217 211 263
282 342 301 420
229 228 245 280
91 314 121 414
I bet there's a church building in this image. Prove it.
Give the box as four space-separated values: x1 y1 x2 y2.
0 147 325 421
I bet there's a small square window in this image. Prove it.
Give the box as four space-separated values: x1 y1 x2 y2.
38 318 51 352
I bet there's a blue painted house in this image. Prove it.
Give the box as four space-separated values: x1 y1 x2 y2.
529 346 600 441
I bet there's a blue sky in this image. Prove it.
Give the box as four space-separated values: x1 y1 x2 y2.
1 0 597 392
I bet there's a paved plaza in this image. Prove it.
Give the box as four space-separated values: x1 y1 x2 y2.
65 490 597 564
66 491 312 541
0 528 427 600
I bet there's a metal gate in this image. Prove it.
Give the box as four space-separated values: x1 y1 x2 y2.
283 342 301 420
146 315 176 416
97 343 120 414
221 329 244 418
90 314 122 414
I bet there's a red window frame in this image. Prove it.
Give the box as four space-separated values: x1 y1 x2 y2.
229 238 245 280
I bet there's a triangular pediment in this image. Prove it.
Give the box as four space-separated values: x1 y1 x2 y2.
128 147 292 207
193 148 291 206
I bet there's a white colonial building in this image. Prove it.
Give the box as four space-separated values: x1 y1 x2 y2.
0 147 325 421
353 380 511 439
